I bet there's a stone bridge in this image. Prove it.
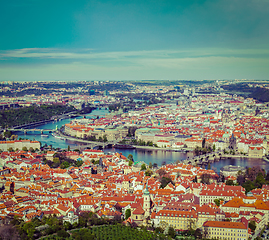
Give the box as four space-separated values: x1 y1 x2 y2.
183 151 222 166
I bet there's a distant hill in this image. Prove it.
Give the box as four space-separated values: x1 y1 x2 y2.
0 104 75 128
222 83 269 103
249 87 269 103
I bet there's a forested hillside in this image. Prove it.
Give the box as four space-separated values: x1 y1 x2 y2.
222 83 269 103
0 104 75 128
249 87 269 102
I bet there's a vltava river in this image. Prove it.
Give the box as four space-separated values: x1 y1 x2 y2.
15 109 269 172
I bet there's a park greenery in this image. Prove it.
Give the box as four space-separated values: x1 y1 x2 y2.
157 168 174 189
236 166 269 193
0 104 75 128
83 135 108 142
198 165 269 194
118 138 157 147
4 211 177 240
194 146 213 155
131 139 157 147
43 152 83 169
213 198 224 207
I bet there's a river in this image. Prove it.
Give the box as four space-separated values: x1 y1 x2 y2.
15 109 109 149
15 109 269 172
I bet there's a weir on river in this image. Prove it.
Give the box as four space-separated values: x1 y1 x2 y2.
8 128 56 134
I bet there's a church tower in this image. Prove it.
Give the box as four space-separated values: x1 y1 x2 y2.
229 133 237 150
143 183 151 217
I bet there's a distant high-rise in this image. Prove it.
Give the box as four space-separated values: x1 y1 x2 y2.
104 90 109 96
183 88 189 96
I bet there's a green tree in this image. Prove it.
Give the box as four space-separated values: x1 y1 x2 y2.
242 180 255 193
76 228 95 240
194 228 203 239
225 179 234 186
63 221 72 231
201 173 211 184
207 162 211 170
194 146 201 155
141 164 146 171
128 160 133 166
10 215 23 226
127 154 133 161
237 170 246 185
202 138 206 148
57 229 70 238
67 145 70 151
249 220 256 232
149 162 153 169
76 160 84 167
52 157 60 168
160 177 173 188
22 221 36 239
125 209 131 220
255 172 265 188
145 169 153 176
4 131 12 138
167 226 175 238
214 198 221 207
214 198 224 207
213 144 216 151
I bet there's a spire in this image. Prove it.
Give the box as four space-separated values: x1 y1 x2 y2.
143 182 150 196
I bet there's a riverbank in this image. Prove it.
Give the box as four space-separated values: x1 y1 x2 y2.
54 131 98 145
222 154 249 158
134 145 190 151
13 106 269 171
54 131 195 152
221 154 269 161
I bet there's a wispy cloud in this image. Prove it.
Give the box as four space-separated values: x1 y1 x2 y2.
1 48 269 61
1 56 268 81
0 48 269 81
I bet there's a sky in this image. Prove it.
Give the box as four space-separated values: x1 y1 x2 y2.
0 0 269 81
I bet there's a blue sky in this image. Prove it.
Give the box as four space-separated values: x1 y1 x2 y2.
0 0 269 81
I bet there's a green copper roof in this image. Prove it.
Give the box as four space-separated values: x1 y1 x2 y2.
143 183 150 195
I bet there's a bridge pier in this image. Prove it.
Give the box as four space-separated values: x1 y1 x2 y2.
24 130 27 135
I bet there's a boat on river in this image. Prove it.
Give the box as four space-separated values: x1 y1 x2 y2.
52 133 65 140
114 144 136 149
41 134 49 137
